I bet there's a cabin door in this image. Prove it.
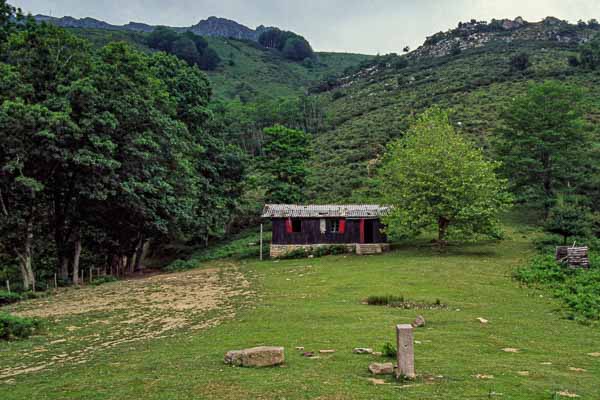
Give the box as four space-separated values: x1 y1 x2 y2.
364 219 375 244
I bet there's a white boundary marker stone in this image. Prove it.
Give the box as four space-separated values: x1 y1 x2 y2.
396 324 416 379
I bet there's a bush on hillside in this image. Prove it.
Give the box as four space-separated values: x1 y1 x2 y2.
514 253 600 323
0 290 45 306
90 276 119 286
510 52 531 71
0 312 42 340
0 290 21 306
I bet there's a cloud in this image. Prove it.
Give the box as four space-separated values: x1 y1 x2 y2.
10 0 600 54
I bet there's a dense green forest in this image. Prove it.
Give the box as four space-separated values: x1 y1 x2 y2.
1 1 599 297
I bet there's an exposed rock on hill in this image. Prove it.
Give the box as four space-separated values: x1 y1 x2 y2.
411 17 599 59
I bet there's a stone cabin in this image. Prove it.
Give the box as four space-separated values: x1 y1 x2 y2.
262 204 390 258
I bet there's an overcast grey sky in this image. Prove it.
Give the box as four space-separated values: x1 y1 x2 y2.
10 0 600 54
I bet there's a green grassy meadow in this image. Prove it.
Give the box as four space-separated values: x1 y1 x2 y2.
2 223 600 399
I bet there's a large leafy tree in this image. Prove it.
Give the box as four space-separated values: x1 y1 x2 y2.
0 5 243 288
496 81 591 217
378 108 512 244
260 125 311 204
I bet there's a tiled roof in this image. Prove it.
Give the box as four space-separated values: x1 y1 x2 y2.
262 204 390 218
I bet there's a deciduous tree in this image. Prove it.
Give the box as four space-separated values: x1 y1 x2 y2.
378 108 512 245
496 81 591 217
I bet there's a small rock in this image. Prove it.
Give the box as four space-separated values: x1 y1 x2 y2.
476 317 489 324
319 349 335 354
353 348 373 354
368 362 395 375
224 346 285 367
367 378 388 385
556 390 580 398
412 315 426 328
372 351 383 356
502 348 520 353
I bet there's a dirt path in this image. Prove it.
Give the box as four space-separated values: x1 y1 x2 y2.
0 264 252 381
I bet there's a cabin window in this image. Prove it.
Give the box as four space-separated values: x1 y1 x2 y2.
328 219 340 233
291 218 302 233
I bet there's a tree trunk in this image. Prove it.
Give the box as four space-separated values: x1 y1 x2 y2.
59 255 69 282
125 254 133 274
72 233 82 285
17 218 35 291
437 217 450 247
134 236 145 272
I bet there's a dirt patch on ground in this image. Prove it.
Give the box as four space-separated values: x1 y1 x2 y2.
1 264 252 380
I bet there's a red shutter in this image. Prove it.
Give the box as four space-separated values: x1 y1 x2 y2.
339 219 346 234
359 219 365 243
285 218 292 234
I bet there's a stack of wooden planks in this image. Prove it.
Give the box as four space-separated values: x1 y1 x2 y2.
556 246 590 268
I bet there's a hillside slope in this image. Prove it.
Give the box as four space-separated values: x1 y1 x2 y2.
68 28 372 100
308 17 600 202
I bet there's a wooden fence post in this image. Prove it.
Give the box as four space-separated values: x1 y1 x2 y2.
89 268 92 284
260 223 264 261
396 324 416 379
6 279 10 294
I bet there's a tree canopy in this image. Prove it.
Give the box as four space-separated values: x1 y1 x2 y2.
0 8 243 289
378 108 512 244
147 27 221 71
258 28 314 61
260 125 311 204
496 81 592 216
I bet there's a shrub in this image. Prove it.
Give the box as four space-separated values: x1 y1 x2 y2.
332 91 345 101
0 290 22 306
510 52 530 71
366 295 447 309
366 294 405 306
164 259 199 273
90 276 119 286
0 312 42 340
280 245 349 260
532 234 600 253
381 342 397 358
514 253 600 322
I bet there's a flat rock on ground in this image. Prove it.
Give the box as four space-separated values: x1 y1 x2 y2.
224 346 284 367
412 315 426 328
369 362 395 375
353 348 373 354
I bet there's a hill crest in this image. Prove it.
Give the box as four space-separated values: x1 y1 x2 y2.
33 14 273 41
411 16 599 58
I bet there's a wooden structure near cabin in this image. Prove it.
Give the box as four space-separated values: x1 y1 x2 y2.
556 246 590 269
261 204 390 258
